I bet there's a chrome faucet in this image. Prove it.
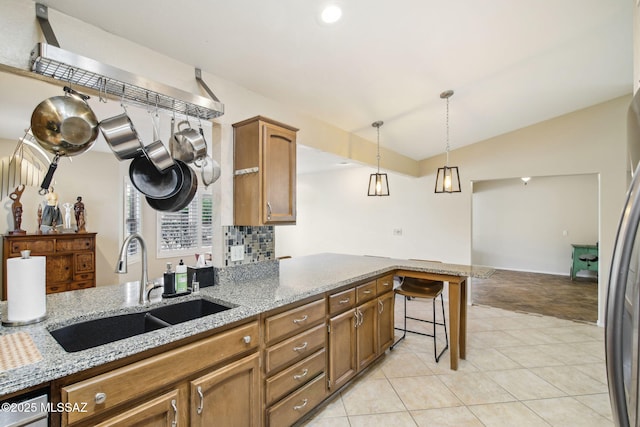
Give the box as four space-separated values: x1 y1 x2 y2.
115 233 151 305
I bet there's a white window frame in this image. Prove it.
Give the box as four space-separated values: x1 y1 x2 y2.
156 188 213 258
123 180 142 263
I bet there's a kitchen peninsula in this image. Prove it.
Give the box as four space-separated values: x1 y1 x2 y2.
0 253 493 426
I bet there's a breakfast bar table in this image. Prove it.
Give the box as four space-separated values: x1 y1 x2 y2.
395 269 468 370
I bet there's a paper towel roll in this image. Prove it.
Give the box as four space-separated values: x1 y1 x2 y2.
6 256 46 324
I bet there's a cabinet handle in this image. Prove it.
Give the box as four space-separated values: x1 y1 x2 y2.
267 202 272 220
95 392 106 404
243 335 251 344
363 290 372 294
196 386 204 415
357 308 364 327
293 342 308 352
292 315 308 324
339 298 350 304
378 300 384 314
293 368 309 380
171 399 178 427
353 310 359 328
293 399 308 411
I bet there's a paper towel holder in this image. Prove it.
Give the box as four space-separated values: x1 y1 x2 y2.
2 254 47 326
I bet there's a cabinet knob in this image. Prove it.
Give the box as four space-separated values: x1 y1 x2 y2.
243 335 251 344
95 392 107 404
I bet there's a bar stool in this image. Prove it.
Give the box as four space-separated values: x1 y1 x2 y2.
391 276 449 362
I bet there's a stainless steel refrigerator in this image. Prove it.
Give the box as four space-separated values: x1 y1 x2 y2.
606 89 640 427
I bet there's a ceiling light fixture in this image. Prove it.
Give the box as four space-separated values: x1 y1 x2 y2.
435 90 462 193
320 5 342 24
368 121 390 196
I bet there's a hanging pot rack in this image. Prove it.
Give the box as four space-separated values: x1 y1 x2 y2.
29 4 224 121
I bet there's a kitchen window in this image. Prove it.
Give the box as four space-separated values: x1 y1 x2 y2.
157 190 212 258
123 181 141 260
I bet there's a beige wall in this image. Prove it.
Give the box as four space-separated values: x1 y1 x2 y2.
277 96 630 325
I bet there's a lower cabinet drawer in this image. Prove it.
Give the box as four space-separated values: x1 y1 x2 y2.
47 283 67 294
69 281 94 291
267 373 326 427
265 324 326 375
266 349 325 406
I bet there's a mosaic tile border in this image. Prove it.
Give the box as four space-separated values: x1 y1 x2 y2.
223 225 275 266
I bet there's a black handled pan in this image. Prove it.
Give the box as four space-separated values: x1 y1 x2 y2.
31 86 98 194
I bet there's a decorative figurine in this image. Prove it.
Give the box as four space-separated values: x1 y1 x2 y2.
8 184 26 235
41 187 62 232
63 202 73 229
76 210 86 233
74 196 86 233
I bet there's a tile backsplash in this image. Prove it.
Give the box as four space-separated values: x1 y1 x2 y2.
223 225 275 266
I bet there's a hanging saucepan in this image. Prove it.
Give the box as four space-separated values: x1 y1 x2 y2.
129 154 184 200
99 112 143 160
171 120 207 164
145 160 197 212
31 86 99 194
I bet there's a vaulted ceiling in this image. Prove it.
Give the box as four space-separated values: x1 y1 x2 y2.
7 1 636 163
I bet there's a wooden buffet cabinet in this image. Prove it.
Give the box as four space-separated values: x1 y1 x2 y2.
2 233 97 300
48 272 395 426
233 116 298 226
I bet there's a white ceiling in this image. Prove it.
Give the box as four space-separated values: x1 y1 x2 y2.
3 0 634 167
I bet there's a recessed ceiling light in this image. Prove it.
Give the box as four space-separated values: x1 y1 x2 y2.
320 5 342 24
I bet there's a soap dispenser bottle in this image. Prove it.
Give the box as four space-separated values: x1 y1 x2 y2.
175 259 188 293
163 262 175 296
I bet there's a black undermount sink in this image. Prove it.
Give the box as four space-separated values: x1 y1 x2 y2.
49 299 233 353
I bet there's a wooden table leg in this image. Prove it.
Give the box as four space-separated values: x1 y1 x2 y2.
448 280 460 370
459 277 467 360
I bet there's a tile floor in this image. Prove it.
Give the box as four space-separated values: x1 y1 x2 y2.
302 297 612 427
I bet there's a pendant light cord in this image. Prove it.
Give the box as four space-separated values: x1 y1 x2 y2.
445 95 450 166
372 120 384 172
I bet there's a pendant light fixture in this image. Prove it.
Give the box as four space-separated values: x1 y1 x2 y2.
367 120 390 196
435 90 461 193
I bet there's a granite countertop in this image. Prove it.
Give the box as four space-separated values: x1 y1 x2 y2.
0 253 493 397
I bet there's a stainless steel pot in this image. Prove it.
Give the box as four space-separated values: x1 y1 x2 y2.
30 86 99 194
171 120 207 164
99 113 143 160
144 140 175 173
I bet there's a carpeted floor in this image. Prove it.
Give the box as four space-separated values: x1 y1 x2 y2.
471 269 599 323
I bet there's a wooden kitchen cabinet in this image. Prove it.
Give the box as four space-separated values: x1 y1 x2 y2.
190 353 260 427
376 274 395 353
262 297 327 426
327 275 395 391
58 320 259 426
2 233 96 300
233 116 298 225
93 388 185 427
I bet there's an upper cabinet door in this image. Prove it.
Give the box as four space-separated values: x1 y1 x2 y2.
262 122 296 224
233 116 298 226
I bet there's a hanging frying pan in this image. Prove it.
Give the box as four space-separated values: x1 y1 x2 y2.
145 160 197 212
31 86 98 194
